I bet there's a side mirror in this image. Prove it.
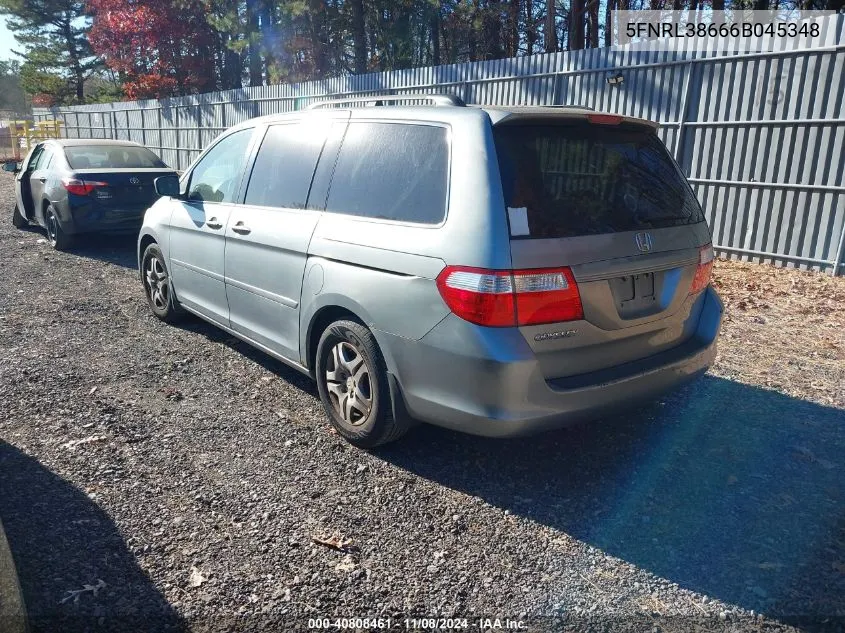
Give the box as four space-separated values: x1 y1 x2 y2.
2 161 21 174
154 174 181 198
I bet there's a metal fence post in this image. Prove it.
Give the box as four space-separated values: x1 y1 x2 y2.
674 60 695 168
834 204 845 277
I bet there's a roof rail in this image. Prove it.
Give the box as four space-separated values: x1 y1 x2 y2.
307 94 466 110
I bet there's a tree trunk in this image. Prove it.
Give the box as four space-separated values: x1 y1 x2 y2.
309 0 329 77
712 0 724 10
525 0 537 54
569 0 585 50
246 0 262 86
604 0 613 47
587 0 599 48
224 43 242 89
507 0 520 56
61 19 84 103
351 0 367 73
431 5 441 66
544 0 557 52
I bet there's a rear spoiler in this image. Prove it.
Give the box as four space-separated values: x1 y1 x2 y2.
486 108 659 130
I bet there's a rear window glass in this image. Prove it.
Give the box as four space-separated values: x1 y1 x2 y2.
65 145 166 170
323 122 449 225
494 123 704 238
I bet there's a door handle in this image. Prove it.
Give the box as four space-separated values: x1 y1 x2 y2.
38 177 46 183
206 217 223 229
231 222 251 235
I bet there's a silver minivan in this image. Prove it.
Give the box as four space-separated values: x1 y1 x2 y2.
138 95 722 447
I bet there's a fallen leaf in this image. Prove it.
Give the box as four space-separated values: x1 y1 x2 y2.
312 533 356 552
60 579 106 604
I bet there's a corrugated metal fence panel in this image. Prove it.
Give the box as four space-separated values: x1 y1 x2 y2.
33 13 845 274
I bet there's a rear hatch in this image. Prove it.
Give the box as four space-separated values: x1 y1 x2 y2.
493 114 713 380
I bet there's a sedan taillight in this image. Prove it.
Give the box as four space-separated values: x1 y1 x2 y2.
61 178 108 196
436 266 583 327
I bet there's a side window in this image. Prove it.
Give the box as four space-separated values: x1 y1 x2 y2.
187 129 253 203
39 149 54 170
324 122 449 224
26 146 45 171
244 123 324 209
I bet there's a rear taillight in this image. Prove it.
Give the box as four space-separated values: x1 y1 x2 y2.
435 267 515 327
436 266 583 327
690 244 714 295
61 178 108 196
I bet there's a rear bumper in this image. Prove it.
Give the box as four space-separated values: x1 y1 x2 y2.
382 286 723 437
61 201 147 235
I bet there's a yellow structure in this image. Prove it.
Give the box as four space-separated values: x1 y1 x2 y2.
3 119 63 160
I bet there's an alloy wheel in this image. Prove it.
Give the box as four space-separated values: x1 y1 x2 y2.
46 210 59 245
144 255 170 311
324 341 373 426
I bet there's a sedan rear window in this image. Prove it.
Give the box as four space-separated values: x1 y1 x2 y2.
494 123 704 238
64 145 166 170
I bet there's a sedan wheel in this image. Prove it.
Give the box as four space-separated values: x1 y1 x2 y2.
44 205 72 250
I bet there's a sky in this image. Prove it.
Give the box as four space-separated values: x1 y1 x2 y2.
0 16 22 61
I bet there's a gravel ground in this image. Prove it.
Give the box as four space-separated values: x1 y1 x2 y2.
0 171 843 633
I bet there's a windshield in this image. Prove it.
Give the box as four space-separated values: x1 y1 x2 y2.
494 122 704 238
64 145 167 170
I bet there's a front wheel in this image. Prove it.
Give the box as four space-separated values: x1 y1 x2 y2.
45 205 73 250
141 243 184 323
12 204 28 229
315 320 409 448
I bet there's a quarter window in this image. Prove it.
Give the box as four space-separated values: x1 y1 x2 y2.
323 122 449 225
244 123 324 209
187 129 253 203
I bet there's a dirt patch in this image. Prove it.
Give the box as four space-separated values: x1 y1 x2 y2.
711 260 845 408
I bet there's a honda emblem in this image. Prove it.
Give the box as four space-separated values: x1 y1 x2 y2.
635 232 653 253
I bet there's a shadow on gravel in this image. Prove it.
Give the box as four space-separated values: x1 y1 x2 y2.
175 317 318 396
13 225 138 270
68 233 138 270
377 375 845 620
0 442 185 633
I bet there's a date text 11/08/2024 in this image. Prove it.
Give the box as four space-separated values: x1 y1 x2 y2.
307 617 527 630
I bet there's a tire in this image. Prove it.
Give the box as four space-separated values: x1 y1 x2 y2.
44 205 74 250
12 204 27 229
140 243 185 323
315 319 409 448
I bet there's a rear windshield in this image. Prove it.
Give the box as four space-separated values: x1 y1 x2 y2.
494 123 704 238
64 145 166 170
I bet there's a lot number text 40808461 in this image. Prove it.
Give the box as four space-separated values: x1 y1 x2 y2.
307 617 527 630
